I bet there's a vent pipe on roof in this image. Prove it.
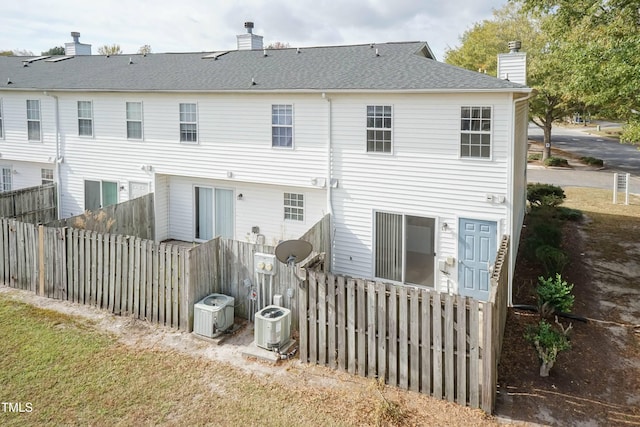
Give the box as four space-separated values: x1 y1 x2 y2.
508 40 522 53
71 32 80 43
245 22 254 34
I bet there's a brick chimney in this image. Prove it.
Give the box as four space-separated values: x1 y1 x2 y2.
64 32 92 55
497 41 526 85
236 22 263 50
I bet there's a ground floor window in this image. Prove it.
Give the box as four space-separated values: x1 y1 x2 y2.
374 212 435 286
41 168 54 185
1 167 12 192
84 180 118 211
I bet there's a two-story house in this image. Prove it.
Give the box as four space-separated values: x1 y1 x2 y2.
0 26 532 303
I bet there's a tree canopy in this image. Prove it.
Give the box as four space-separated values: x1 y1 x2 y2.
42 46 65 56
98 44 122 55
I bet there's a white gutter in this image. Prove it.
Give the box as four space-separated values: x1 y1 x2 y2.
322 92 334 272
44 91 62 220
508 90 536 307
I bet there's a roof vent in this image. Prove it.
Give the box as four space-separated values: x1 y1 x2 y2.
71 32 80 43
129 57 133 64
7 78 12 85
245 21 254 34
508 41 522 53
65 31 91 56
237 21 263 50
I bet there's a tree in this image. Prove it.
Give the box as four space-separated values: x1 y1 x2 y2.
518 0 640 147
266 41 291 49
98 44 122 55
137 44 152 55
42 46 65 56
445 4 578 159
0 51 13 56
12 49 35 56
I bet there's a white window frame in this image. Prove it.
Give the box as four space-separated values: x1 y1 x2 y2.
366 105 393 154
179 103 198 143
272 104 294 148
126 101 143 140
41 168 54 185
26 100 41 142
460 106 492 159
84 179 118 210
77 100 94 137
284 192 304 221
0 98 4 139
1 166 12 192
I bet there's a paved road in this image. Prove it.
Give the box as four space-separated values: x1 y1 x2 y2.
527 123 640 194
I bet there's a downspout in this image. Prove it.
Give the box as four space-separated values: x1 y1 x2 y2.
44 91 62 220
322 92 334 272
508 90 536 307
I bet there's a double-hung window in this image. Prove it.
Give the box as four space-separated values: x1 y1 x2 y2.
284 193 304 221
460 106 492 158
0 99 3 139
78 101 93 136
126 102 143 139
26 100 41 141
366 105 392 153
1 167 12 192
41 168 54 185
272 104 293 148
179 103 197 143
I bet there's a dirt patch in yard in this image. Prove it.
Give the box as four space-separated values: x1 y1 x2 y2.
495 194 640 426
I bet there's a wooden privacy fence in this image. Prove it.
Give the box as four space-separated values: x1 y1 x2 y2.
299 236 510 413
0 218 193 330
0 183 57 224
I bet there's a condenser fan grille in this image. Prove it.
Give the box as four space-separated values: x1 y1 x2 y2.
261 307 285 318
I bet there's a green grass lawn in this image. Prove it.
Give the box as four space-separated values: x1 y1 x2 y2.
0 295 495 426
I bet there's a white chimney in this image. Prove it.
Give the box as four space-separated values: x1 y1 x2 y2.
497 41 526 85
236 22 263 50
64 31 92 55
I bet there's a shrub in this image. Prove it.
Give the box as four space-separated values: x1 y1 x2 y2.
580 156 604 167
531 222 562 248
544 156 569 167
557 207 583 222
525 319 572 376
527 183 566 208
535 245 569 276
528 152 542 161
537 273 574 313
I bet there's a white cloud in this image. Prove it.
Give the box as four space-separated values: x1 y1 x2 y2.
0 0 507 58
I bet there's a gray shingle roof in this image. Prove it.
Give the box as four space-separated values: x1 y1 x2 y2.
0 42 528 92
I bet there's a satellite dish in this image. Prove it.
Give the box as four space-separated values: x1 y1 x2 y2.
275 239 313 266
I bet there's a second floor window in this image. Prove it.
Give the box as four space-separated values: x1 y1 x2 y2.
126 102 143 139
272 104 293 148
179 103 197 142
460 106 492 158
366 105 392 153
26 100 41 141
78 101 93 136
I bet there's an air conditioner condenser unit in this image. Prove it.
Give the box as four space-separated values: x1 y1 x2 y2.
254 305 291 350
193 293 235 338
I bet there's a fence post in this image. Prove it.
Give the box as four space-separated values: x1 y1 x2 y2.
481 301 495 413
38 225 45 296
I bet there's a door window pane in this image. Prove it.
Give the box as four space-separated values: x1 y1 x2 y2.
375 212 403 282
195 186 213 240
215 189 234 239
405 216 435 286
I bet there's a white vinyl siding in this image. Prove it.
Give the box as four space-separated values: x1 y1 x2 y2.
366 105 392 153
26 100 41 141
272 104 293 148
1 167 12 192
284 192 304 221
126 101 143 140
78 101 93 136
0 98 3 139
179 103 197 143
460 106 492 158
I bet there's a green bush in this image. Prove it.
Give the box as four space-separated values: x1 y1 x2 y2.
537 273 574 313
531 222 562 248
544 156 569 167
557 207 583 221
525 319 571 376
527 183 566 208
580 156 604 167
528 152 542 161
535 245 569 276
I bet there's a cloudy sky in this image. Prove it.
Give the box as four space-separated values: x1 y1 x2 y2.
2 0 509 60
